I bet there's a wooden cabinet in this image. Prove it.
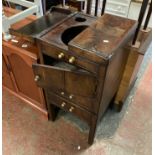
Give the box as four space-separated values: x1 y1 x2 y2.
2 38 47 117
32 13 137 145
2 7 47 117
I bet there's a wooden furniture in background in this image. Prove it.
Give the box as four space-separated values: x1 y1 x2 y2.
113 28 152 111
2 7 47 118
113 0 152 111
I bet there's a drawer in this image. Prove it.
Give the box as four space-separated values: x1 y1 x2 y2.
40 43 99 74
105 2 129 17
52 90 98 114
47 92 95 124
32 59 98 98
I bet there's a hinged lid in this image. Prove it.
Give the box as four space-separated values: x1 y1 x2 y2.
69 14 137 62
10 7 74 43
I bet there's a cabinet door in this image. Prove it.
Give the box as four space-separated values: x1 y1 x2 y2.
65 71 97 97
33 63 97 98
3 46 45 108
2 55 15 91
32 64 64 92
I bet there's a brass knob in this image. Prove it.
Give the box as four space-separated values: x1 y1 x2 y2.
61 102 66 107
34 75 40 82
61 92 65 95
58 53 64 59
69 56 75 63
69 107 74 112
69 95 73 99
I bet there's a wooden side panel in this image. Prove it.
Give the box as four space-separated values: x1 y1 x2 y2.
98 46 129 119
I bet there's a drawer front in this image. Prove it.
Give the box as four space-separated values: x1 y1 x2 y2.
47 92 95 124
42 43 65 61
54 91 98 114
32 63 97 98
66 55 99 74
41 43 99 74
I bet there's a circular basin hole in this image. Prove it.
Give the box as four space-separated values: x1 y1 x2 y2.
61 25 88 45
75 17 86 22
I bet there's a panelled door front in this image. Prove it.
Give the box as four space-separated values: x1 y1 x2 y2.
32 63 97 98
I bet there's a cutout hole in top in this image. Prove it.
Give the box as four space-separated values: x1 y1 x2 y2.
75 17 86 22
61 25 88 45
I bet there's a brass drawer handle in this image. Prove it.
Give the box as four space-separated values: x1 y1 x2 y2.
69 56 75 64
61 92 65 95
69 95 73 99
61 102 66 107
34 75 40 82
69 107 74 112
58 53 64 59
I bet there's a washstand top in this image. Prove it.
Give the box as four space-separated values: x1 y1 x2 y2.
69 14 137 61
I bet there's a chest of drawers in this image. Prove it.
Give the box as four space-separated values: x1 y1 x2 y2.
31 12 137 144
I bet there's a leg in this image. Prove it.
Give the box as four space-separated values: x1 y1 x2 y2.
44 91 59 121
88 116 98 145
112 101 124 112
48 104 59 121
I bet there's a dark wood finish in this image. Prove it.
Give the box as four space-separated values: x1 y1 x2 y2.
101 0 107 15
132 0 150 45
54 91 98 114
10 7 73 42
94 0 99 16
38 41 99 74
33 63 97 97
69 14 137 62
31 13 137 144
47 92 94 123
143 0 152 30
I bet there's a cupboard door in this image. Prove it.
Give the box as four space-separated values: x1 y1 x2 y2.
2 55 15 91
33 63 97 98
65 71 97 97
32 64 64 92
3 46 44 108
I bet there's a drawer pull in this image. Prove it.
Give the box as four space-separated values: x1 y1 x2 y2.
34 75 40 82
61 92 65 95
69 95 73 99
69 56 75 64
58 53 64 59
61 102 66 107
69 107 74 112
